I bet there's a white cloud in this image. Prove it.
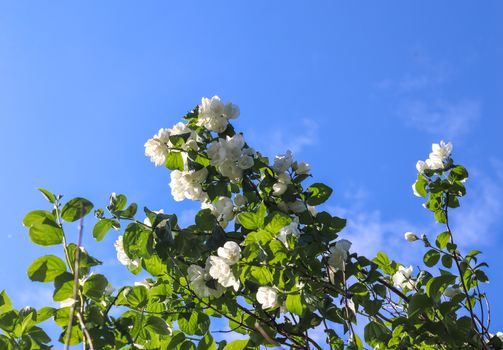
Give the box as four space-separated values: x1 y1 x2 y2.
450 166 503 247
400 99 481 139
249 118 319 155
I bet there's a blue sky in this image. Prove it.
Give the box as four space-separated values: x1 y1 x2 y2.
1 0 502 345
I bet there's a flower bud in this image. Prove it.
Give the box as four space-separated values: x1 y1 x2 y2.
404 232 419 242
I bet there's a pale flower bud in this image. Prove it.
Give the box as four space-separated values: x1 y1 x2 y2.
404 232 419 242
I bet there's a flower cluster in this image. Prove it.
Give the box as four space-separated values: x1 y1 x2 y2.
392 265 415 290
187 241 241 298
169 168 208 202
208 134 255 180
256 286 280 310
416 140 453 173
144 122 199 167
197 96 240 133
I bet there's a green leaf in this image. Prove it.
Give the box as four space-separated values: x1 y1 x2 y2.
29 223 63 246
407 293 431 318
0 290 12 315
53 273 74 302
249 266 273 285
306 183 333 206
285 293 305 316
435 231 451 249
223 340 250 350
35 307 55 324
117 286 148 308
441 254 453 268
146 315 172 335
413 175 428 198
178 312 210 336
196 209 216 231
83 274 108 299
426 274 456 300
92 219 114 241
123 222 153 259
22 210 56 228
423 249 441 267
27 255 66 282
237 212 259 230
265 212 291 233
372 252 394 275
166 151 184 171
61 198 94 222
37 188 56 204
143 254 167 276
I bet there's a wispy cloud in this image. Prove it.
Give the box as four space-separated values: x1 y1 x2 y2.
249 118 319 156
399 99 481 139
451 163 503 247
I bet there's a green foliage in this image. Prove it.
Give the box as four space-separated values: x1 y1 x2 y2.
5 100 499 350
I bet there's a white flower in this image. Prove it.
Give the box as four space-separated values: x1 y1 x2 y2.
294 161 310 175
256 286 279 310
272 182 288 196
328 239 352 271
203 197 235 228
219 160 243 180
496 332 503 342
430 141 453 163
234 194 247 207
114 236 140 271
392 265 415 289
187 264 224 298
238 155 254 169
272 150 293 173
144 128 171 166
59 298 76 308
143 209 164 226
277 221 300 247
425 157 444 170
416 160 428 174
198 96 239 133
169 168 208 202
404 232 419 242
217 241 242 265
288 200 307 213
443 286 462 298
207 256 240 291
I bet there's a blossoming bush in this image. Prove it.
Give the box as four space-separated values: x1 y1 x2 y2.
1 96 502 349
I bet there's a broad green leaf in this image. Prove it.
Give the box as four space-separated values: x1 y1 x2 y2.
166 151 184 171
237 212 259 230
285 293 305 316
423 249 440 267
143 254 167 276
435 231 451 249
92 218 114 241
35 307 56 324
306 183 333 205
146 315 171 335
61 198 94 222
83 274 108 299
265 212 291 233
22 210 56 228
123 222 153 259
53 273 74 301
29 223 63 246
27 255 66 282
413 175 428 198
407 293 431 318
178 311 210 336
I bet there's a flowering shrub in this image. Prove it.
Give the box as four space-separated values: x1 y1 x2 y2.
1 96 502 349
